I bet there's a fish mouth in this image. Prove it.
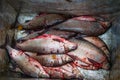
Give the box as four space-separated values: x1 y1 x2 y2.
70 44 78 51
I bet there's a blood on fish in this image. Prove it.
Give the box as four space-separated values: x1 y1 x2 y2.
52 38 63 42
18 51 24 55
34 65 39 68
99 21 110 29
87 58 103 68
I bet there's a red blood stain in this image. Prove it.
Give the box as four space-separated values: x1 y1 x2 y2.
28 57 36 63
70 63 76 68
99 21 109 29
82 58 86 62
18 51 24 55
52 38 63 43
44 67 64 78
30 34 66 44
87 58 103 68
74 61 78 65
35 64 39 68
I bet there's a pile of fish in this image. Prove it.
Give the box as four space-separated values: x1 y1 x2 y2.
1 13 111 79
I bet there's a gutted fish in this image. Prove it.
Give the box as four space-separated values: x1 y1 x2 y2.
74 59 99 70
67 39 109 70
16 34 77 54
6 45 49 78
53 16 110 36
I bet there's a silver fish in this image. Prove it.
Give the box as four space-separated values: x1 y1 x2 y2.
67 39 109 70
6 45 49 78
46 29 76 39
43 63 83 79
82 36 110 59
25 52 73 67
20 14 66 30
53 16 110 36
16 34 77 54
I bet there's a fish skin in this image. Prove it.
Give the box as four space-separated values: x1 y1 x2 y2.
6 45 49 78
20 14 66 30
74 59 99 70
17 29 76 41
46 29 76 39
82 36 110 59
16 34 77 54
67 39 109 70
25 52 73 67
53 17 110 36
43 63 83 79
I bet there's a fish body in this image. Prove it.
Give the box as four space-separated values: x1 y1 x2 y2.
20 14 65 30
25 52 73 67
82 36 110 59
53 17 110 36
74 59 99 70
46 29 76 39
68 39 109 70
43 63 83 79
6 46 49 78
16 34 77 54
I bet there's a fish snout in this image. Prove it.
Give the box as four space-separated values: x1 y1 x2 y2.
65 42 78 52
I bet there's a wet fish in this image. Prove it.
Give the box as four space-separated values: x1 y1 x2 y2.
16 34 77 54
19 14 66 30
53 16 110 36
82 36 110 59
16 29 76 41
0 48 9 72
67 39 109 70
43 63 83 79
46 29 76 39
25 52 73 67
6 45 49 78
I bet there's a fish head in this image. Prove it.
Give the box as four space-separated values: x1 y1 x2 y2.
64 41 77 52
